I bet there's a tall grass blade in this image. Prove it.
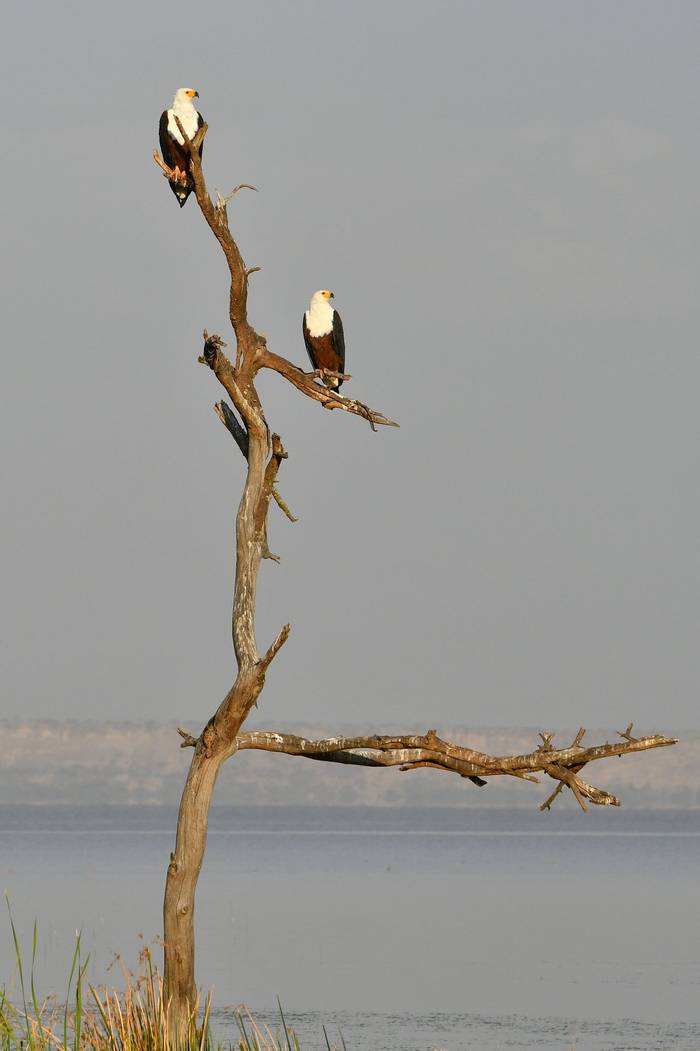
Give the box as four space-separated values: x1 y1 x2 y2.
63 932 81 1051
235 1008 256 1051
276 998 292 1051
88 984 119 1051
5 897 31 1049
198 989 213 1051
74 950 91 1051
30 918 48 1051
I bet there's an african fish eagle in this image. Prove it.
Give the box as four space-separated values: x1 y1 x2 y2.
302 290 346 393
158 88 204 208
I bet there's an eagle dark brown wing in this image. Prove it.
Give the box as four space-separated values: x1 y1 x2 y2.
302 314 318 370
332 309 345 378
159 111 187 172
195 111 205 165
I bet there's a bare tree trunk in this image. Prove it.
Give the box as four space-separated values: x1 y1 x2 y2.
153 123 677 1043
156 119 396 1038
162 341 282 1034
163 752 221 1028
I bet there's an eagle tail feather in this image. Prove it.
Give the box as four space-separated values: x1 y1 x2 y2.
169 182 191 208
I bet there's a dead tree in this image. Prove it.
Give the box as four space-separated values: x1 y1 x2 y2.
153 121 677 1039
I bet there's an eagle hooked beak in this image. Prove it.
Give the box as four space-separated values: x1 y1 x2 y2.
187 90 199 98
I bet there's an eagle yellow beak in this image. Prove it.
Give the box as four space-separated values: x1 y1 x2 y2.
187 90 199 98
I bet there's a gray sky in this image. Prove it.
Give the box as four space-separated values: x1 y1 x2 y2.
1 0 698 731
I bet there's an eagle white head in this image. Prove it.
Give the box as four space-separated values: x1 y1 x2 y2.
172 88 199 109
309 290 335 308
305 289 336 335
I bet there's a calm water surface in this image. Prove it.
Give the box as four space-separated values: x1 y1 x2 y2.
1 805 698 1050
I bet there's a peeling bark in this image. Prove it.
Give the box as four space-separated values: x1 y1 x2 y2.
233 727 677 799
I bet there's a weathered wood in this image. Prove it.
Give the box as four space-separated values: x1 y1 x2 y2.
214 399 248 459
233 727 677 800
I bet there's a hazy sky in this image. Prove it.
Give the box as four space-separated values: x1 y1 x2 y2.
1 0 698 732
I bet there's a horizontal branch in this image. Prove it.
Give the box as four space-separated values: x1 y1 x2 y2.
231 725 678 809
492 731 676 773
259 348 399 431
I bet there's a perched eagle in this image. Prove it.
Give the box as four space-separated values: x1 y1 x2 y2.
158 88 204 207
302 290 346 393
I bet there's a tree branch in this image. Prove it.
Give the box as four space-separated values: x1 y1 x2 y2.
215 183 258 208
233 726 677 807
174 118 255 350
259 624 291 674
259 347 399 430
271 486 298 522
214 399 249 459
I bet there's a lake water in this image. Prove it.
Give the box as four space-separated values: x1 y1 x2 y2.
1 805 699 1050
